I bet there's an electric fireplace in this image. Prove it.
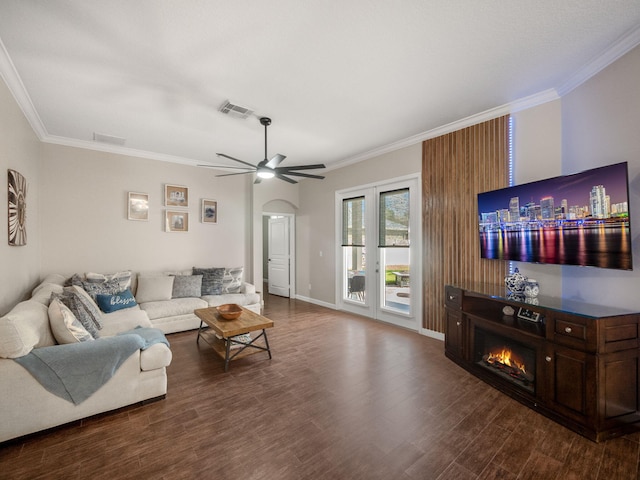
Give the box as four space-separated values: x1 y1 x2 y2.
473 328 536 394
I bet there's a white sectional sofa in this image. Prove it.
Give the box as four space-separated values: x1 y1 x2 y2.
0 268 261 443
131 268 261 333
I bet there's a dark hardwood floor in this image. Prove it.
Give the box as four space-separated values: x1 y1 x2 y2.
2 293 640 479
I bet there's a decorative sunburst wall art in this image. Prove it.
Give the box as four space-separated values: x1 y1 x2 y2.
8 169 27 246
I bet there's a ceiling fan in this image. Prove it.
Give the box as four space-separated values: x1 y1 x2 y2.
201 117 326 184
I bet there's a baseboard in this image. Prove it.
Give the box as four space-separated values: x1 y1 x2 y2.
294 296 444 341
420 328 444 341
295 294 337 310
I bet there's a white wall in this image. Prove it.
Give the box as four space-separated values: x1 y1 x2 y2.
561 45 640 309
0 77 41 314
296 143 422 304
38 143 252 277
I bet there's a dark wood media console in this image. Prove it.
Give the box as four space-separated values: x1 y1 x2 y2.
444 284 640 442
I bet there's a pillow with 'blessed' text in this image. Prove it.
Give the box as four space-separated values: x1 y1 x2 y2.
96 289 138 313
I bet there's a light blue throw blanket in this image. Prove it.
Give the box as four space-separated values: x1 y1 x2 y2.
15 328 169 405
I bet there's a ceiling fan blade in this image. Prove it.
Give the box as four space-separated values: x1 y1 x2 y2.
275 173 298 184
216 153 257 169
266 154 286 169
198 164 254 170
215 171 256 178
253 176 263 184
278 171 325 180
277 163 326 171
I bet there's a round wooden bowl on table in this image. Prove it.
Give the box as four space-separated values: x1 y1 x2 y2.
217 303 242 320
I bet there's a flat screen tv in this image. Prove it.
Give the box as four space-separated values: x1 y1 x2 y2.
477 162 632 270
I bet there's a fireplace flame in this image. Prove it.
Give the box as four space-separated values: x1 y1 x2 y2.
486 348 526 374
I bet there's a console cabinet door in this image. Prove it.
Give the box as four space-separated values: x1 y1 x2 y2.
597 349 640 432
444 309 466 361
544 344 596 427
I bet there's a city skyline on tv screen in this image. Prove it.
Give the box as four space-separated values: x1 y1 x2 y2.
478 162 629 217
477 162 632 270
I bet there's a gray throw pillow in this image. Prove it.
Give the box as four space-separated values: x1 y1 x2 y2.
171 275 203 298
52 287 103 338
81 279 123 301
192 267 225 295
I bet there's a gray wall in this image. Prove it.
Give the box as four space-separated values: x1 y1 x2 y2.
38 144 252 277
561 45 640 308
0 78 41 314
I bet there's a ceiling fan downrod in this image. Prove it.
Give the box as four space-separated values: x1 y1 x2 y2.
260 117 271 162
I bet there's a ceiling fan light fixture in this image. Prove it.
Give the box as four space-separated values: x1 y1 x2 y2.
257 168 275 179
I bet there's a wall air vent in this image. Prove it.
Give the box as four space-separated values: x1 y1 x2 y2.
218 100 254 119
93 132 126 146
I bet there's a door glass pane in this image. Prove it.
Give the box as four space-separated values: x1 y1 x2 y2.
379 189 409 247
381 247 410 313
380 188 410 313
344 246 366 303
342 196 366 303
342 196 365 246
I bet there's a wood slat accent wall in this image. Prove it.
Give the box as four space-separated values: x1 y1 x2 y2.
422 115 509 333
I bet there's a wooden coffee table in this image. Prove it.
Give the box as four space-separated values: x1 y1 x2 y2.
195 306 273 372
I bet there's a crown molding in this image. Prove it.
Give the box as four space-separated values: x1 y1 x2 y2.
557 25 640 96
327 89 560 172
0 37 48 140
43 134 201 167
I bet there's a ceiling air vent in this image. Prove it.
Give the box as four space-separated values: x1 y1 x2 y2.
218 100 254 119
93 132 126 146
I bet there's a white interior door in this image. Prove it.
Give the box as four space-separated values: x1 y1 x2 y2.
268 216 290 297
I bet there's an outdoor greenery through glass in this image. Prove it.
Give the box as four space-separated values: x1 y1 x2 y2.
379 188 410 247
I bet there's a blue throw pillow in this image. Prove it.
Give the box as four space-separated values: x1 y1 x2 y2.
96 289 138 313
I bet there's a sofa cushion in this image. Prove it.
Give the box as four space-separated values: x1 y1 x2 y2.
99 307 152 337
96 289 138 313
140 343 173 371
139 297 208 320
0 301 56 358
48 298 95 344
135 276 174 303
171 274 202 298
202 292 261 308
222 267 243 294
193 267 225 295
30 283 65 306
32 274 67 292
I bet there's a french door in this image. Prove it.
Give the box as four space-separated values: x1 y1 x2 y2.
336 176 421 330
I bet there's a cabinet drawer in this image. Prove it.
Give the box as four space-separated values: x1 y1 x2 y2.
555 319 587 341
445 286 462 309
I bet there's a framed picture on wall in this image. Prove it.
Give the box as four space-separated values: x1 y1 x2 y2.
8 169 27 246
164 184 189 207
201 199 217 224
165 210 189 232
127 192 149 221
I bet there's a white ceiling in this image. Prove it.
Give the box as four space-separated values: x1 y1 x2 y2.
1 1 640 174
